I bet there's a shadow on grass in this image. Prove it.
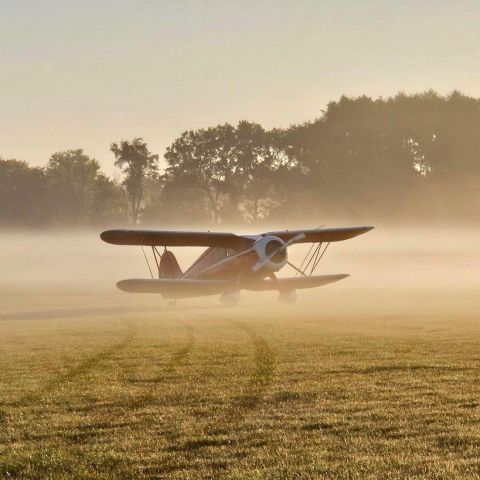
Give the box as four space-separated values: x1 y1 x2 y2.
167 436 234 452
324 364 472 375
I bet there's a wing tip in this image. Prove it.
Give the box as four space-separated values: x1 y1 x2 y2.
348 225 375 239
100 229 119 244
324 273 350 283
116 279 133 292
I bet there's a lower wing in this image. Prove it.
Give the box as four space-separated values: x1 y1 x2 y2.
116 274 348 298
245 274 349 291
116 279 228 298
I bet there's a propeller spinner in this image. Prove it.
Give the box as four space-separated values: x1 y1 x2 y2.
252 233 306 273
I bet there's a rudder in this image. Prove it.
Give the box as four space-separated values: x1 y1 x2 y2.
159 250 183 278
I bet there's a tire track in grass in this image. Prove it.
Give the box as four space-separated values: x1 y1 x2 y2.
0 408 6 428
231 321 276 408
125 318 199 464
0 320 137 447
167 320 196 370
126 318 196 385
119 315 198 446
17 319 195 445
13 320 137 407
167 320 277 461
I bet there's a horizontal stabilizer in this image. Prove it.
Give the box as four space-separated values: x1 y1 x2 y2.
245 274 349 291
263 226 374 244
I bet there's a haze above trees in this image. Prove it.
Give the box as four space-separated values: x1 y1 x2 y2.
1 91 479 228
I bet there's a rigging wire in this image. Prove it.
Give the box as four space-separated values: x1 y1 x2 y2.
153 246 162 262
309 243 323 276
141 246 154 279
311 242 330 274
302 243 322 276
295 242 315 277
287 260 307 277
290 241 331 278
152 246 162 277
294 225 325 277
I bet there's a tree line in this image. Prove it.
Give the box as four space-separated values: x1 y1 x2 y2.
1 90 479 228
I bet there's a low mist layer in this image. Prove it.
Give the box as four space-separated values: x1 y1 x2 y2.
1 226 479 317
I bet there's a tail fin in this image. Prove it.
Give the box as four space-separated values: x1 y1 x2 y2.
159 250 183 278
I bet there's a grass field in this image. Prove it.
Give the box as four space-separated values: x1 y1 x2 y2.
0 230 479 479
1 291 479 479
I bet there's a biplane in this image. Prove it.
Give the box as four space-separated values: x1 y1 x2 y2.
100 226 374 304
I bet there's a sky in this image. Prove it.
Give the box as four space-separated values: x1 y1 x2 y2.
1 0 479 174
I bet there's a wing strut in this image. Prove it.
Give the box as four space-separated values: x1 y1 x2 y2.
290 241 330 277
286 261 307 277
142 245 176 279
141 246 154 279
151 246 164 276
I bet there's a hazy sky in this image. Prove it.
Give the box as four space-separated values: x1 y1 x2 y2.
1 0 479 174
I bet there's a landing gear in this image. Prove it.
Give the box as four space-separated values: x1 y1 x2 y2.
278 290 297 304
220 291 240 306
268 273 297 303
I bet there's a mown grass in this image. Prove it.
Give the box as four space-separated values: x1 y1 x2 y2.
0 299 479 479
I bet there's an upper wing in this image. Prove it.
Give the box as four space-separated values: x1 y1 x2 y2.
262 226 374 243
101 225 374 247
100 229 252 248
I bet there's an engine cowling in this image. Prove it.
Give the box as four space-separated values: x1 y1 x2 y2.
252 236 288 272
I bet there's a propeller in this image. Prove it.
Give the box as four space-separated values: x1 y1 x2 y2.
252 233 305 273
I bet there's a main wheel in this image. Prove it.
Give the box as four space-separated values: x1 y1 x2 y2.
278 290 297 304
219 291 240 306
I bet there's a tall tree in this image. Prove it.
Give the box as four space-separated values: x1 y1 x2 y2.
163 122 294 223
110 138 159 223
91 174 128 224
0 158 47 226
46 149 101 224
45 149 125 225
2 90 480 228
163 124 235 224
